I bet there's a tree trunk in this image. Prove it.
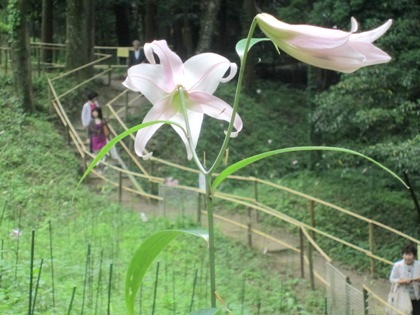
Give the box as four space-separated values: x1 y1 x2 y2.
9 0 34 112
307 66 324 170
241 0 258 88
114 3 131 46
86 0 95 64
195 0 221 54
182 3 193 58
41 0 53 63
144 0 157 42
65 0 95 75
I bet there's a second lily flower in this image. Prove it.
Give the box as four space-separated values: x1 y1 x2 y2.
256 13 392 73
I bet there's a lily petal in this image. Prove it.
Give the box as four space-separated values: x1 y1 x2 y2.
123 64 167 104
189 92 243 137
170 111 204 160
184 53 237 94
256 13 351 50
350 19 392 43
135 98 177 158
147 40 184 90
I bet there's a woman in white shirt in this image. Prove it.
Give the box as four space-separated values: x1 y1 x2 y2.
390 244 420 314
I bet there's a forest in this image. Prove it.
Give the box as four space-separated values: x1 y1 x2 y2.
0 0 420 313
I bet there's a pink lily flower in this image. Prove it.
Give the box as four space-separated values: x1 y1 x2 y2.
123 40 243 160
256 13 392 73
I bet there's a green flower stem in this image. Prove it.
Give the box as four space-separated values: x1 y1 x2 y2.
176 20 259 309
177 85 217 307
203 20 259 307
208 17 258 175
205 174 217 307
177 18 259 307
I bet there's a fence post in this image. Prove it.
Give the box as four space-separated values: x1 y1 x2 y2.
310 200 316 241
247 208 253 248
253 179 259 222
299 227 305 279
48 87 53 115
66 125 71 145
363 287 369 315
37 46 41 76
5 48 8 74
369 222 375 274
118 171 123 203
308 238 315 290
125 92 129 119
345 277 351 315
197 193 202 224
107 63 111 86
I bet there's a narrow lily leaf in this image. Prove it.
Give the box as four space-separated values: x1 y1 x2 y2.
77 120 182 187
235 38 270 61
190 308 222 315
212 146 408 191
126 229 209 315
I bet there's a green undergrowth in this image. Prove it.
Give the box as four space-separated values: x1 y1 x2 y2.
0 79 324 314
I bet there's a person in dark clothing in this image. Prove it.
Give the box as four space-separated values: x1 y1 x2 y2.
128 40 146 68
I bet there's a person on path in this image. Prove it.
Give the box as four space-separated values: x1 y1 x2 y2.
81 91 99 128
88 107 108 155
81 91 100 152
389 243 420 314
128 40 146 68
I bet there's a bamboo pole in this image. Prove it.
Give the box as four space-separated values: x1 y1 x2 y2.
308 238 315 290
118 171 123 203
48 221 56 308
309 200 316 241
299 228 305 278
67 286 77 315
369 222 375 274
28 230 35 315
247 208 252 248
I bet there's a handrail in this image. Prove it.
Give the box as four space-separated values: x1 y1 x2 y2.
57 68 111 99
48 79 85 157
301 226 332 262
50 53 111 81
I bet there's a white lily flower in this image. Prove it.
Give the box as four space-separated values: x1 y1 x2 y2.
256 13 392 73
123 40 243 160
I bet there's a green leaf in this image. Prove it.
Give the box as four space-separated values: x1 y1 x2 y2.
190 308 222 315
235 38 270 61
126 229 208 315
77 120 183 187
212 146 408 191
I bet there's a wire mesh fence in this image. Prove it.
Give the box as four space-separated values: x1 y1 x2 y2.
326 262 366 315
